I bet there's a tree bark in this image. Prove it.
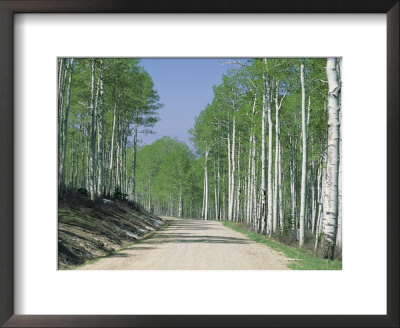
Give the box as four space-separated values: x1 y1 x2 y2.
217 150 221 220
97 59 105 197
299 61 307 247
235 137 241 222
213 156 218 220
267 75 273 237
227 120 232 221
246 133 253 226
131 111 139 201
89 58 96 200
59 58 74 195
108 90 118 196
336 59 343 253
289 135 297 230
261 59 268 234
251 134 257 231
229 118 236 221
204 149 209 220
321 57 341 260
179 181 183 217
278 141 284 233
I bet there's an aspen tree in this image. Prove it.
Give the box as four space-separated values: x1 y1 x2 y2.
299 61 307 247
261 59 268 233
273 80 287 233
59 58 74 195
267 76 273 237
89 58 96 200
321 57 341 259
97 59 105 196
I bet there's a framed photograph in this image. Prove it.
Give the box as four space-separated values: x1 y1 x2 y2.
0 0 398 327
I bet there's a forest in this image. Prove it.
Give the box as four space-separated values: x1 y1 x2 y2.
58 57 342 261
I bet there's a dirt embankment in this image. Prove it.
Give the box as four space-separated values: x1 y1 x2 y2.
58 194 165 269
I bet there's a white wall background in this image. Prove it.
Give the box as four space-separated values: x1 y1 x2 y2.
14 14 386 315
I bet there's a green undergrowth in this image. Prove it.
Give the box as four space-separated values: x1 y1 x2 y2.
223 221 342 270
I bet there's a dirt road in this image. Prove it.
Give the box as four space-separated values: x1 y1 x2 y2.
79 219 290 270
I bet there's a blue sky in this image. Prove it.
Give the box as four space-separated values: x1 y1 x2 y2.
138 58 231 148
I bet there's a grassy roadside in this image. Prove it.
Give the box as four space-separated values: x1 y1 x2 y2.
68 219 173 270
223 221 342 270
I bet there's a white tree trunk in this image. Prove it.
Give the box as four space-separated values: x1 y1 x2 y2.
131 111 139 201
299 61 307 247
217 151 221 220
289 136 297 230
246 134 252 224
314 158 324 251
321 57 341 260
108 92 117 196
57 59 65 122
222 172 226 220
267 78 273 237
251 135 257 231
97 59 105 197
58 58 68 173
278 142 284 233
179 181 183 217
227 123 232 221
59 58 73 194
89 59 96 201
115 119 120 191
147 171 151 211
261 62 268 233
213 156 218 220
204 149 209 220
201 179 205 218
336 126 343 251
273 148 278 234
235 138 241 222
336 61 343 253
273 80 286 233
229 118 236 221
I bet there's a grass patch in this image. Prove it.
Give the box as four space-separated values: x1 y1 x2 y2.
223 221 342 270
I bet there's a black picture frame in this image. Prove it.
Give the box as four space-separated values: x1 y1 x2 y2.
0 1 398 327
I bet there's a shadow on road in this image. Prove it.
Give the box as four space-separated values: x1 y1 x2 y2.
108 246 157 258
119 219 251 245
146 236 249 244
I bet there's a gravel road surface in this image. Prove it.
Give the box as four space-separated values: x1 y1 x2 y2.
79 218 290 270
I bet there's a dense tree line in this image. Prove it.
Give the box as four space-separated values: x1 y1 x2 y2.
134 58 342 259
58 58 162 201
133 137 202 218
